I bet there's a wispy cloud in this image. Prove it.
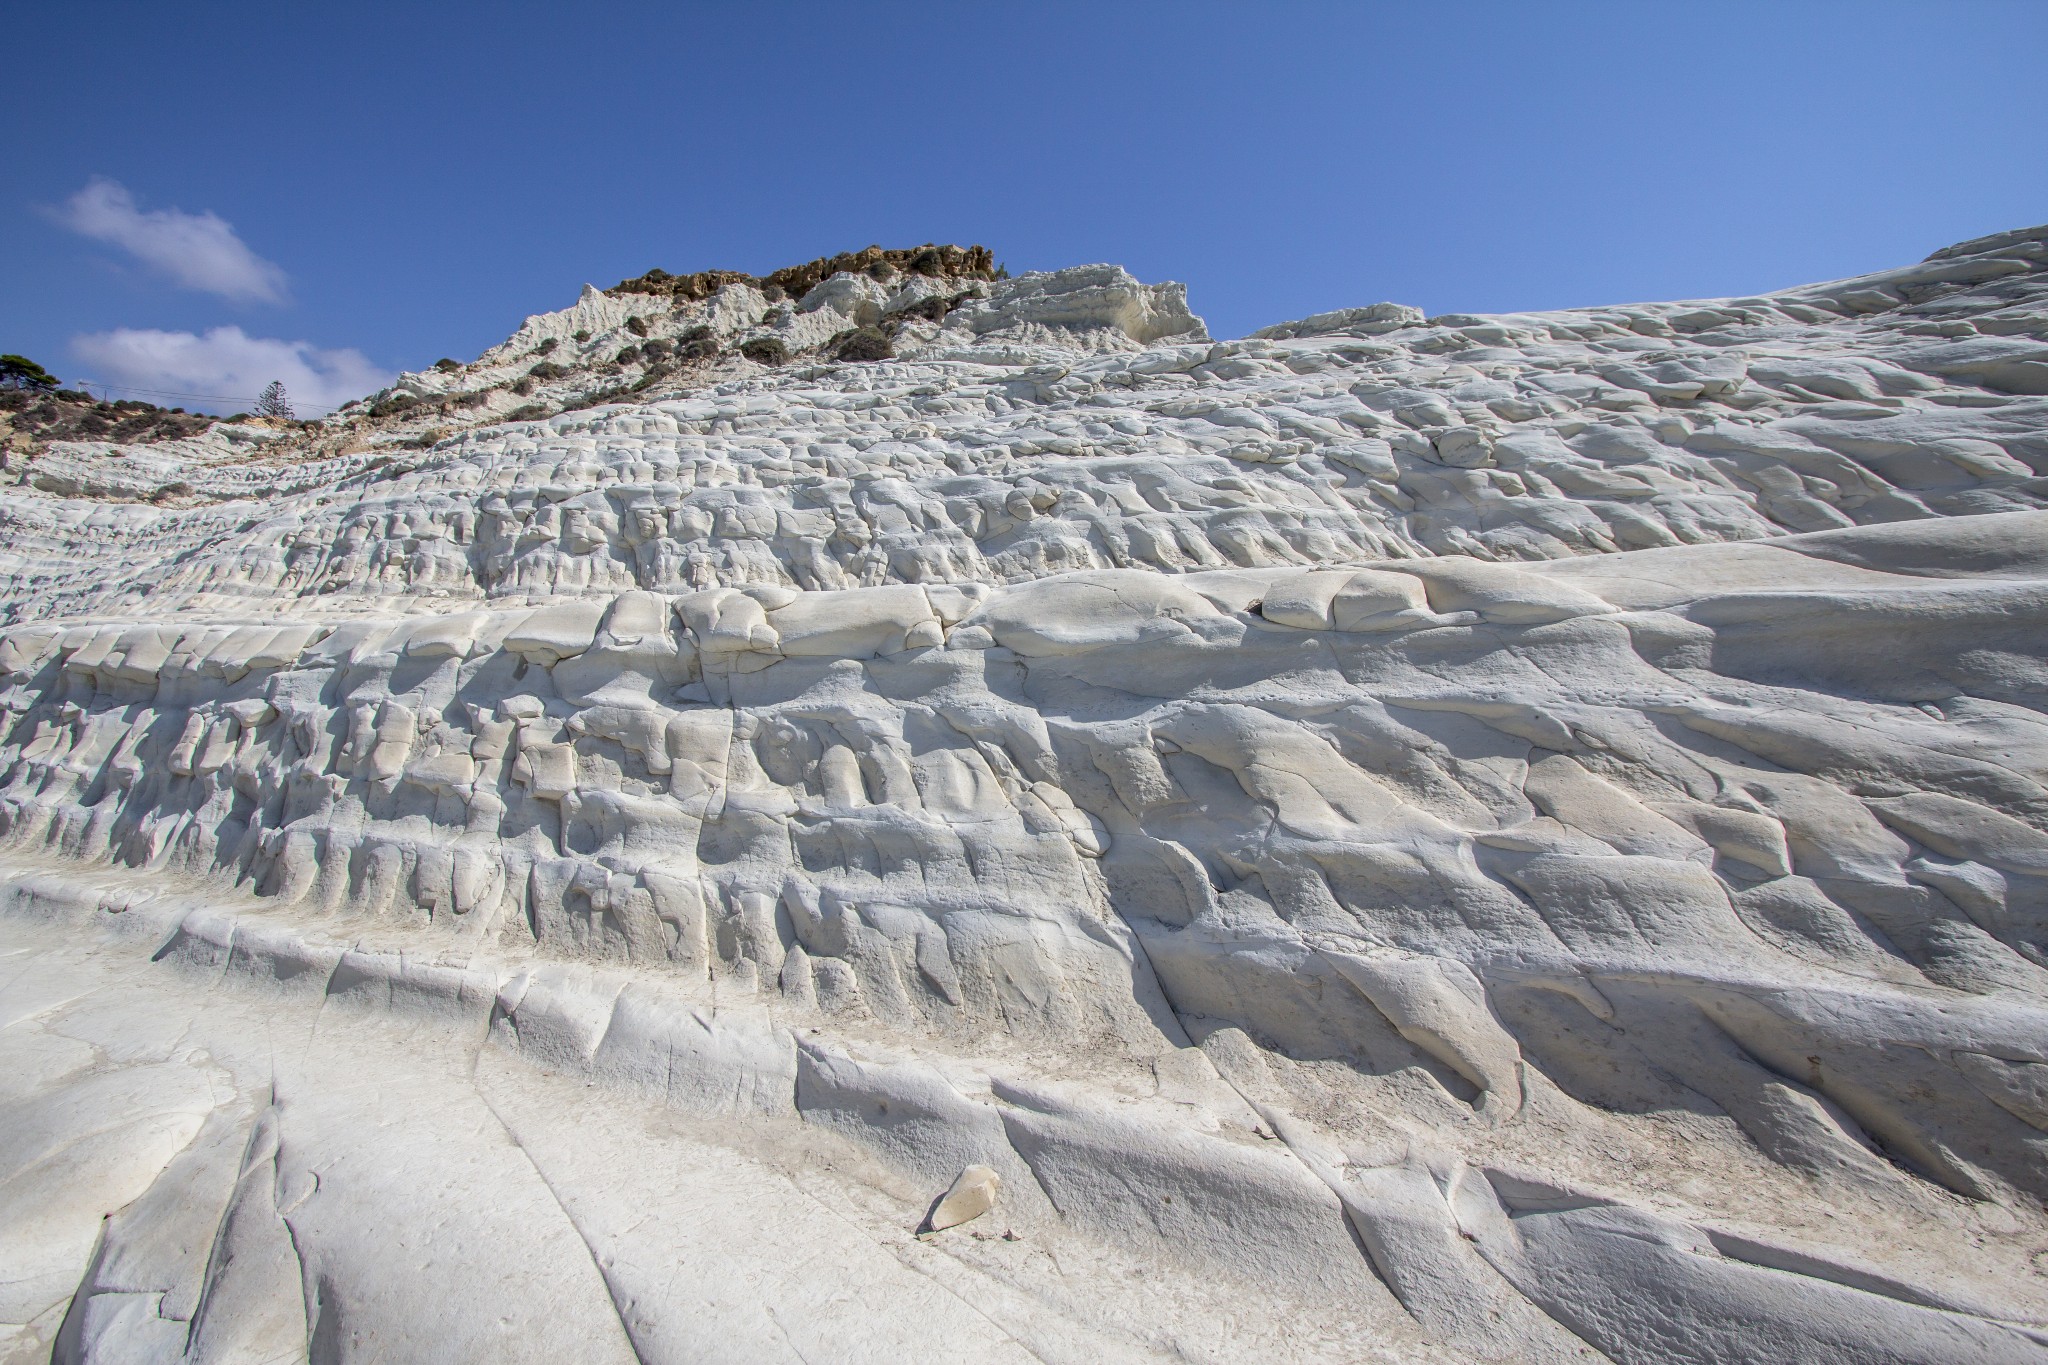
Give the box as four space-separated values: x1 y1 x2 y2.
51 177 290 304
71 327 393 414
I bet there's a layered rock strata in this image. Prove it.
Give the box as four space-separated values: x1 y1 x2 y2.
7 227 2048 1362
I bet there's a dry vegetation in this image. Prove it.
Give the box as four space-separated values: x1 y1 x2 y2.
608 242 997 301
0 388 215 466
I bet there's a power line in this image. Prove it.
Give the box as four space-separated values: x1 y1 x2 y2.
68 379 346 415
73 379 343 413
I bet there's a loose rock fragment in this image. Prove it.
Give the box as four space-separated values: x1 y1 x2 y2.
927 1164 1002 1231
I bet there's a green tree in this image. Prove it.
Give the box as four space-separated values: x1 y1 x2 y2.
253 380 295 420
0 355 59 392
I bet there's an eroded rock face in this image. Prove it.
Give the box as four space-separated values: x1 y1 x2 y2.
7 228 2048 1363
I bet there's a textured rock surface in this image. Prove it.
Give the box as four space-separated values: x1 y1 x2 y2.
7 228 2048 1361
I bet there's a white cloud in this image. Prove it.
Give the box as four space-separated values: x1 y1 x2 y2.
52 177 289 304
71 327 394 415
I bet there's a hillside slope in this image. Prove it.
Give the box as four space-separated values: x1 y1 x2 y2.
5 228 2048 1364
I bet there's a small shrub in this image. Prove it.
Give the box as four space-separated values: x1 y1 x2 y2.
615 344 643 365
506 403 549 422
677 337 718 362
739 336 789 366
890 295 949 323
567 383 634 411
573 329 590 342
640 338 673 360
369 393 419 418
534 337 560 355
511 377 537 396
527 361 568 380
625 316 649 337
410 426 451 448
433 358 460 372
678 324 712 343
834 327 895 362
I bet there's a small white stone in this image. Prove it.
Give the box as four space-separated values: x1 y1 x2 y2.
927 1165 1001 1232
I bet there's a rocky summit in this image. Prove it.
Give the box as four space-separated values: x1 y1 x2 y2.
6 228 2048 1363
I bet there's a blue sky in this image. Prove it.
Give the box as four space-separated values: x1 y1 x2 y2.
7 1 2045 414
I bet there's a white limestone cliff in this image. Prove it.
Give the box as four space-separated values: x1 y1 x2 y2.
6 228 2048 1363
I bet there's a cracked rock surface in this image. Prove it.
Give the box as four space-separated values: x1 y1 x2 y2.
7 228 2048 1362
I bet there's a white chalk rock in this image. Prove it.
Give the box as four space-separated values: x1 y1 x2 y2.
504 600 608 665
770 585 939 657
4 225 2048 1359
927 1164 1002 1231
